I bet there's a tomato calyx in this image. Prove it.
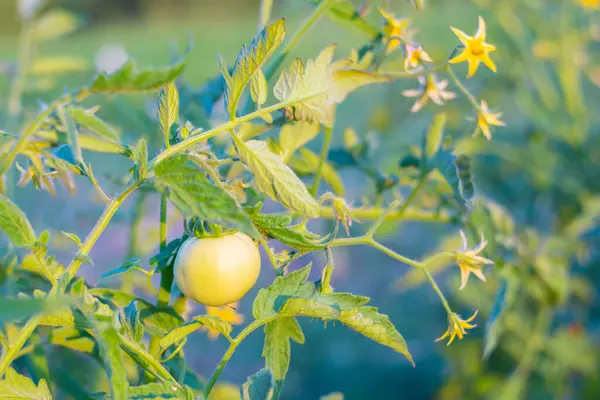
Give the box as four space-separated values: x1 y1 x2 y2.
184 217 238 240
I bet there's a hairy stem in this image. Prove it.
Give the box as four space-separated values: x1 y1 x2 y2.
445 65 482 114
310 126 333 197
319 206 450 223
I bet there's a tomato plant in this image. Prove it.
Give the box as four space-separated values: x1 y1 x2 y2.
0 0 598 399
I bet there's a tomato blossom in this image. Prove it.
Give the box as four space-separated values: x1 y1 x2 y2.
449 16 497 77
404 43 433 71
454 231 494 290
474 101 505 140
379 8 412 54
402 75 456 112
436 310 478 345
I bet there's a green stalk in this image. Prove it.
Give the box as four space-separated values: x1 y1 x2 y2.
149 194 173 355
310 126 333 197
122 191 148 292
202 315 280 399
445 65 482 115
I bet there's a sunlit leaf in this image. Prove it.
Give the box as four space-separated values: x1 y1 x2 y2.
90 322 129 400
159 82 180 136
279 121 320 163
0 194 36 247
82 58 186 97
250 69 269 108
56 104 83 165
226 19 285 117
158 315 233 356
0 368 52 400
69 107 120 142
154 154 257 238
234 138 320 218
262 317 305 382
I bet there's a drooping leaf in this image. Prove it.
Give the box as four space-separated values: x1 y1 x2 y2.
158 82 180 136
36 130 131 156
69 107 120 142
226 19 285 116
57 104 83 166
100 258 145 280
279 122 320 163
0 368 52 400
90 322 129 400
483 279 509 360
82 58 186 97
234 138 320 218
242 368 275 400
250 69 269 108
315 0 380 37
154 154 257 238
248 206 336 252
0 195 36 247
262 317 305 382
61 230 82 247
337 306 413 365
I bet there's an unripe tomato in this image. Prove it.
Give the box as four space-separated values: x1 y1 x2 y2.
173 232 261 306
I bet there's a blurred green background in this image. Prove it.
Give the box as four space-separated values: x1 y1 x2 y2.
1 0 599 399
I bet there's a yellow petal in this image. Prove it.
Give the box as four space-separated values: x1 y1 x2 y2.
467 58 481 78
436 328 450 342
450 27 472 45
475 16 487 41
471 267 486 283
459 265 470 290
466 310 479 323
478 119 492 140
480 53 497 72
448 49 470 64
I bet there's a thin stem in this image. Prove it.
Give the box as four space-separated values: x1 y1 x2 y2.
263 0 337 81
365 200 400 238
367 239 423 269
120 337 181 387
397 173 429 217
259 237 279 270
381 64 447 79
445 65 482 114
320 205 450 223
151 93 324 168
258 0 275 31
0 315 42 376
310 126 333 197
202 314 280 399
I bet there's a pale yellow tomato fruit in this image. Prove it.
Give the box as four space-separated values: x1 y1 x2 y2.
173 232 261 306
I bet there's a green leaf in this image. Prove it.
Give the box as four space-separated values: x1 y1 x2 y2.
57 104 83 166
262 317 305 382
250 69 269 108
61 230 82 247
120 301 144 343
425 112 446 158
483 278 510 360
253 264 314 319
83 58 186 96
0 295 73 323
274 45 389 126
126 383 194 399
157 315 233 356
317 0 380 37
90 323 129 400
337 306 413 365
89 288 183 336
36 130 131 156
0 368 52 400
154 154 257 237
226 19 285 116
158 82 180 135
0 195 36 247
100 258 145 280
234 138 320 218
242 368 275 400
248 205 336 252
279 122 320 163
69 107 120 142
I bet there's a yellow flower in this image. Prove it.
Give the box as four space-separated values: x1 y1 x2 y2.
449 16 497 77
577 0 600 9
436 310 478 345
402 75 456 112
379 8 412 54
204 302 244 340
455 231 494 290
404 43 433 71
475 100 505 140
